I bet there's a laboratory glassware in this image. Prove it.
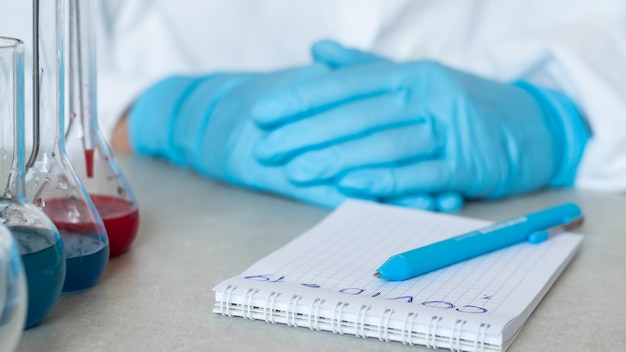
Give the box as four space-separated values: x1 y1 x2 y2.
0 224 27 350
65 0 139 257
27 0 109 293
1 36 65 329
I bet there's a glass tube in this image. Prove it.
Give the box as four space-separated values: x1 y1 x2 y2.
1 36 65 329
65 0 139 257
27 0 109 293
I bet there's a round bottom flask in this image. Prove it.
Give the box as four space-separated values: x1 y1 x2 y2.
1 35 66 328
65 0 140 257
0 224 27 349
28 0 109 293
1 200 65 328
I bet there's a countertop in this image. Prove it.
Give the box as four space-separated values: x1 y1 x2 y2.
16 155 626 352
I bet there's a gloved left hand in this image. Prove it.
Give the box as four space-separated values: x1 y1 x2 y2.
127 65 357 208
252 42 589 200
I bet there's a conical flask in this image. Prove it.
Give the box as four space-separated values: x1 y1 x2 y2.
0 36 65 329
26 0 108 293
65 0 139 257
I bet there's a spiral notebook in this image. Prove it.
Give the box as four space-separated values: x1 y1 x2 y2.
213 199 582 351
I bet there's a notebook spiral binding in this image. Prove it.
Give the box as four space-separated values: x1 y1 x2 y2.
356 304 371 338
452 319 468 351
217 284 493 352
309 298 326 331
264 291 280 323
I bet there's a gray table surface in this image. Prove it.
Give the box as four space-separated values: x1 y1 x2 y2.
16 155 626 352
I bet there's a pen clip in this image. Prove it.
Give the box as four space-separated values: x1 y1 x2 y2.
527 216 584 244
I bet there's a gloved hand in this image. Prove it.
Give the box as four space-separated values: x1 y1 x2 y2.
127 44 460 212
311 39 389 68
127 65 361 208
252 42 589 200
310 40 464 212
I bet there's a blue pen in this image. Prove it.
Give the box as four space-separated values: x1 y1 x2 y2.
374 203 584 281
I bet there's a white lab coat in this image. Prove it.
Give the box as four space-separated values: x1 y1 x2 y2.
2 0 626 191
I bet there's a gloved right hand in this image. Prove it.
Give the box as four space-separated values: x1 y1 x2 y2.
127 65 358 208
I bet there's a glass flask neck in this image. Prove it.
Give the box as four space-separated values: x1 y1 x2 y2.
29 0 67 163
0 37 27 202
66 0 101 147
70 0 99 126
1 35 65 328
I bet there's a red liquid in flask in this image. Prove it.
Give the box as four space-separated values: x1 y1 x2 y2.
43 198 103 234
81 149 138 255
90 194 139 257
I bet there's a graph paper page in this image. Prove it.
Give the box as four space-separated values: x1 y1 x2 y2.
215 199 582 329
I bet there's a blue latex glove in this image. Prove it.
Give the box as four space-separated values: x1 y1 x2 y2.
310 40 464 212
127 65 363 208
128 43 460 212
253 43 589 200
311 39 389 68
311 40 464 212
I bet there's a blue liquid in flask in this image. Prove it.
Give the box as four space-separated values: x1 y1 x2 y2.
62 234 108 292
10 226 65 329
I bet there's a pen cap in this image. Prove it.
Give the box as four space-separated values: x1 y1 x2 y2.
525 203 582 228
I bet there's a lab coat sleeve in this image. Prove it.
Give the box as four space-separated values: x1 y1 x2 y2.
524 20 626 192
434 15 626 192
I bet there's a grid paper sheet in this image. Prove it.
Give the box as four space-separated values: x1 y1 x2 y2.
214 199 583 347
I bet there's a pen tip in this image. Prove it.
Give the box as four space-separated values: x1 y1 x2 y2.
373 271 381 278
